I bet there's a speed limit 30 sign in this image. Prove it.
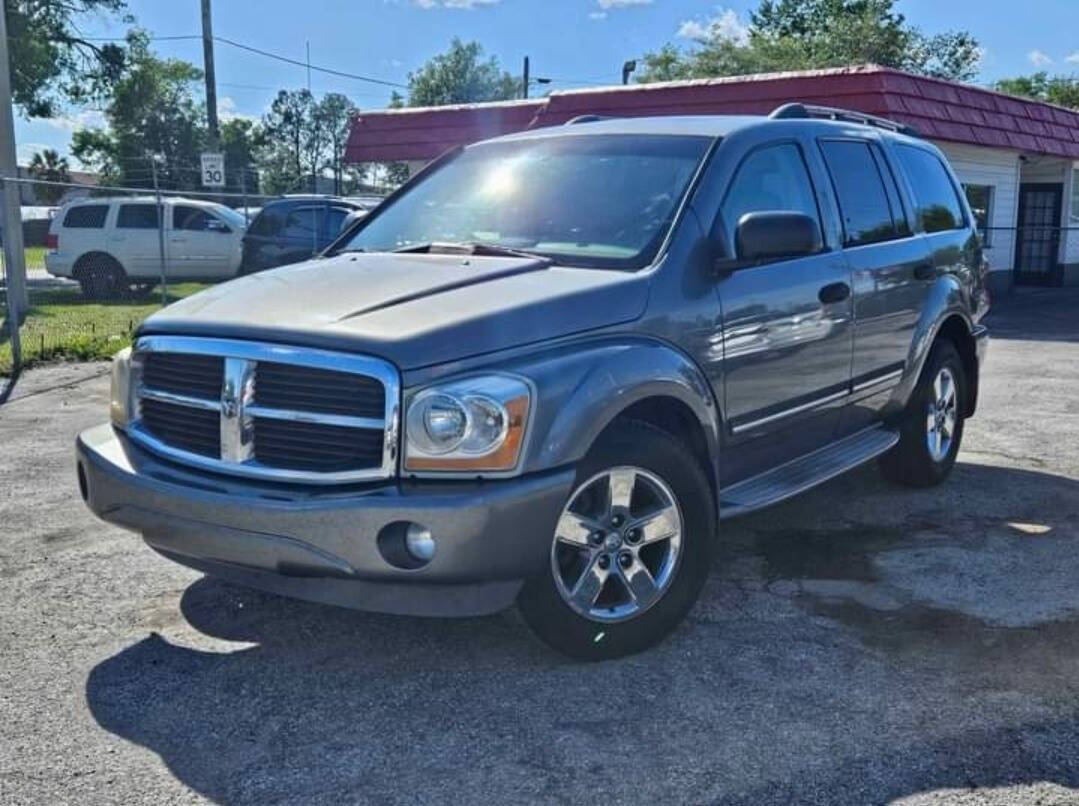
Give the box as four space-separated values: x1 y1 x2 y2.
201 152 225 187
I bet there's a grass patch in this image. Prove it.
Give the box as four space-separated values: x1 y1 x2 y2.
1 283 208 375
24 246 47 270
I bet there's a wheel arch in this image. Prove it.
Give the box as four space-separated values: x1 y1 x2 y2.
933 314 979 417
72 250 126 278
518 337 722 506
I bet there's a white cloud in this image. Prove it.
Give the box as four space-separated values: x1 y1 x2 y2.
1066 51 1079 64
677 7 749 44
41 109 106 131
597 0 652 8
589 10 607 19
1028 49 1053 66
413 0 499 7
216 95 257 123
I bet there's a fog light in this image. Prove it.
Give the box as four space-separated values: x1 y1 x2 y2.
405 523 435 562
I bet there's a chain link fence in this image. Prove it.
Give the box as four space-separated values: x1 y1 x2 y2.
0 175 386 398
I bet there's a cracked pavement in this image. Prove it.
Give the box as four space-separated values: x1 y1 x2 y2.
1 289 1078 805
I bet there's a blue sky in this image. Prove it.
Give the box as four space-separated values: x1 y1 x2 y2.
15 0 1079 167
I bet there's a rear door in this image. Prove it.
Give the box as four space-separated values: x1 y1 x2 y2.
170 204 236 278
816 137 933 432
113 202 162 279
324 204 355 246
279 203 325 264
713 139 854 478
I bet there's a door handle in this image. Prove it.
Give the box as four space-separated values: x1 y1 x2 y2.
818 282 851 304
170 237 186 243
913 262 936 281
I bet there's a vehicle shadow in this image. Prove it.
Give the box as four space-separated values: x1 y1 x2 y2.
85 460 1079 805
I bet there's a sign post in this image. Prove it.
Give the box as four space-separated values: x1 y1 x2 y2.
200 152 225 188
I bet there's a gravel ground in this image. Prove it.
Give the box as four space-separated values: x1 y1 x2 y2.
1 289 1078 806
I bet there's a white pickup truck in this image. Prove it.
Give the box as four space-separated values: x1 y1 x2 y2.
46 196 247 297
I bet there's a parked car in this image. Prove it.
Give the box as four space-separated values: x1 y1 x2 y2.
77 105 989 660
240 195 376 274
45 196 247 298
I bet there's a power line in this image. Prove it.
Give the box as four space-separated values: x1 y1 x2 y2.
214 36 407 89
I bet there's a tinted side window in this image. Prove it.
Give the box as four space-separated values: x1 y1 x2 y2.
173 206 218 231
819 140 899 246
282 207 321 242
895 145 965 233
249 209 283 237
63 205 108 228
325 207 351 237
871 145 911 237
116 204 159 229
721 143 821 247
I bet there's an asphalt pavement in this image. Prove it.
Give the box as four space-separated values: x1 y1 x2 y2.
1 289 1078 805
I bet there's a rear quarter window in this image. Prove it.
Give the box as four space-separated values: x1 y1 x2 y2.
895 145 966 233
62 205 108 228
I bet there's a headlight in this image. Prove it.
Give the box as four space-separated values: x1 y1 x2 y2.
404 375 531 473
110 346 133 429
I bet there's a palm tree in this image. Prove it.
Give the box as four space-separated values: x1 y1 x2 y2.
27 149 72 204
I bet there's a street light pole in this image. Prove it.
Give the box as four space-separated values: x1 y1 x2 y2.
523 56 530 99
0 0 28 313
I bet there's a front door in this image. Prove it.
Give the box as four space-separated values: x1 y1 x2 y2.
170 205 236 279
1015 183 1063 286
714 141 854 483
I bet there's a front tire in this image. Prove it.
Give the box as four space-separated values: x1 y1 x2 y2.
518 421 716 660
879 340 966 487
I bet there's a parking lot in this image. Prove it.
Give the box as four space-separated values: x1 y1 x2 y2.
1 289 1077 805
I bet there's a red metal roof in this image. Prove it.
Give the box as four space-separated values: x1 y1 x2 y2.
345 64 1079 163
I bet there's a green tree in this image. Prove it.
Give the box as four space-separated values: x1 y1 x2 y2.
406 39 519 106
994 72 1079 109
220 117 267 195
27 148 71 203
639 0 980 84
260 89 319 193
6 0 130 117
314 93 357 194
70 33 206 190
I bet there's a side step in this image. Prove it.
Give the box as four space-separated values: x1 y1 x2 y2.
720 426 899 519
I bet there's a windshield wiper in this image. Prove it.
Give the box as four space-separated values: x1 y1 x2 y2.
391 241 553 263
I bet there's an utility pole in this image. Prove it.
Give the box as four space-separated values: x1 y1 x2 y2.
0 0 28 314
150 157 168 307
522 56 530 99
200 0 219 148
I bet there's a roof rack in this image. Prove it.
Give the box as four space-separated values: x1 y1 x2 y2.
564 114 612 125
769 102 920 137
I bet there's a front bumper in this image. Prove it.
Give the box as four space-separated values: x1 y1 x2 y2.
76 424 575 617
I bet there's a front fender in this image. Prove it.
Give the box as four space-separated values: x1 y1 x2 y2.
506 337 721 482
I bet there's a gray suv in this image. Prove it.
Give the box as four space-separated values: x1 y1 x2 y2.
77 105 989 659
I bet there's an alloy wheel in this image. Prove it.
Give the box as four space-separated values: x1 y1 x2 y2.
925 366 958 462
550 466 683 622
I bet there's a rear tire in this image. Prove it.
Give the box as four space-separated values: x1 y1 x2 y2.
879 340 966 487
517 421 716 660
75 254 127 300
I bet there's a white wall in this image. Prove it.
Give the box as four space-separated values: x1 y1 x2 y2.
934 142 1019 275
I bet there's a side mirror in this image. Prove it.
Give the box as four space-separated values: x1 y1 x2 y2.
735 211 822 264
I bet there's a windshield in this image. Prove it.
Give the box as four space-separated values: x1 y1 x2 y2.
339 134 712 269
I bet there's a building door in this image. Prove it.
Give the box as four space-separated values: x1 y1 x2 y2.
1015 183 1063 286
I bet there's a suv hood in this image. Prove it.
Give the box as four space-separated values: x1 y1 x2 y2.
141 252 649 369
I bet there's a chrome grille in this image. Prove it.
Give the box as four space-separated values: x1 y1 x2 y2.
254 361 384 418
142 352 223 400
128 336 399 484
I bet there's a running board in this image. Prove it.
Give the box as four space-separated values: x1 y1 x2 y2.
720 426 899 519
